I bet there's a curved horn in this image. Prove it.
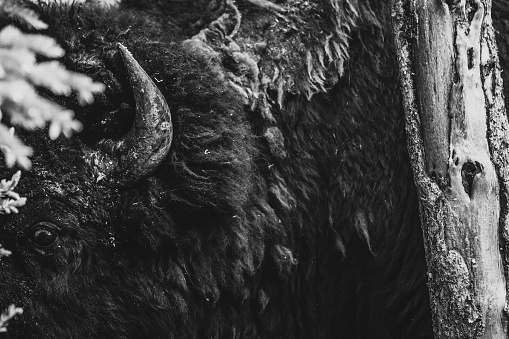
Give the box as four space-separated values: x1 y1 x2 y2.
85 43 173 185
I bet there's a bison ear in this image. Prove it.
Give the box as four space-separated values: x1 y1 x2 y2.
85 43 173 185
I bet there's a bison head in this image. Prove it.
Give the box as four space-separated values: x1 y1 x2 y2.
0 1 275 338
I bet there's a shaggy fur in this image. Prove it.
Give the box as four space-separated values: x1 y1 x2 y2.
0 0 507 338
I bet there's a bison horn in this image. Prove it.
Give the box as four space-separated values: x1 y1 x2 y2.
85 43 173 185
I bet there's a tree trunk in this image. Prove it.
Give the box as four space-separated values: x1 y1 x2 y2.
392 0 509 338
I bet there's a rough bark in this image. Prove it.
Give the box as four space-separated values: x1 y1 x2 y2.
392 0 509 338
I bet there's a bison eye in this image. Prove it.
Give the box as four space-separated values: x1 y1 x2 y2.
28 222 59 250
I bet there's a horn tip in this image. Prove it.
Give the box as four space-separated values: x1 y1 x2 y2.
117 43 130 57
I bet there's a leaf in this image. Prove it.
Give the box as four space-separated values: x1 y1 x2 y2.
25 61 105 99
48 110 83 140
2 3 48 30
0 79 38 106
0 126 33 169
0 169 21 194
0 47 36 76
25 61 73 96
0 304 23 333
0 247 12 258
0 170 27 215
0 26 64 58
66 72 106 105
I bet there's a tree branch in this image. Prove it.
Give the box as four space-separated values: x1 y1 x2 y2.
392 0 508 337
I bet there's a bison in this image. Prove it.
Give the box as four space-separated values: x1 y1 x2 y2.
0 0 507 338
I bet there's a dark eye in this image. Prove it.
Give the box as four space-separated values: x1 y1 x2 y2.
29 222 59 250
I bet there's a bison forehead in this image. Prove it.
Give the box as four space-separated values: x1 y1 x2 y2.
8 1 258 213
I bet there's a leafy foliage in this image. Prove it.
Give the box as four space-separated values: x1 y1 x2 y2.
0 303 23 333
0 188 20 333
0 2 105 331
0 242 18 333
0 170 25 214
1 0 47 30
0 0 105 170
